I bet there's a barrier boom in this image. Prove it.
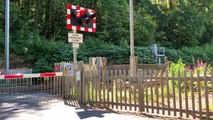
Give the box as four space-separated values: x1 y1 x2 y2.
0 72 63 80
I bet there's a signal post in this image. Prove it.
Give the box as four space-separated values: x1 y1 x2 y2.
67 4 96 103
67 4 96 63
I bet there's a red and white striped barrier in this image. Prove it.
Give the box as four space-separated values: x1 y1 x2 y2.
0 72 63 79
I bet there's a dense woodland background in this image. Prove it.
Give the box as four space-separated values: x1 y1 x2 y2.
0 0 212 72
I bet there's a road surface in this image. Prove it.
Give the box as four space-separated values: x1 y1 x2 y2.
0 93 159 120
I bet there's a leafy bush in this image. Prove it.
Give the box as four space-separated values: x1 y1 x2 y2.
168 59 212 93
25 35 71 72
168 59 185 77
79 38 155 64
180 46 207 64
165 43 213 65
165 48 180 63
203 44 213 64
135 47 155 64
3 28 213 72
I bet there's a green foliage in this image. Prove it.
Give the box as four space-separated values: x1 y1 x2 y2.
134 1 158 46
0 29 4 65
203 44 213 64
96 0 129 44
152 0 212 49
25 35 71 72
167 59 186 93
167 58 212 93
0 0 212 71
79 38 155 64
165 48 180 63
168 59 185 77
0 29 4 54
34 59 53 72
189 61 212 92
179 46 207 64
0 0 212 47
135 47 155 64
193 60 211 76
165 43 213 65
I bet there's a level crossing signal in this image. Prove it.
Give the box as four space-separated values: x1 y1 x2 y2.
67 4 96 32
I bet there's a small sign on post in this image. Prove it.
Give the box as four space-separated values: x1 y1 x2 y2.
68 33 83 43
68 32 83 63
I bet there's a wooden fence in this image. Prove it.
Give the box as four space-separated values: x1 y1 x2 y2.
79 68 213 120
1 61 211 119
53 61 212 119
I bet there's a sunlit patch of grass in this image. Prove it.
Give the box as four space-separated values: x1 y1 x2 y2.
209 105 213 111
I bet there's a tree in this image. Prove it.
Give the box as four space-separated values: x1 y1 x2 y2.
134 0 159 46
96 0 129 44
152 0 212 48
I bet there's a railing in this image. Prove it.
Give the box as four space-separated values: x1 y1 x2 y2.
82 68 213 119
139 69 213 119
0 72 63 97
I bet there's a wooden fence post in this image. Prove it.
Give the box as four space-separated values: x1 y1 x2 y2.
60 62 65 97
102 57 107 76
138 69 144 112
102 57 107 107
79 61 86 104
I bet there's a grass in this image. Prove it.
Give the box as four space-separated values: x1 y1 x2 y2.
209 105 213 112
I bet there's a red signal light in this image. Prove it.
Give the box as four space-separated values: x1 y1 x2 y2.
81 18 91 25
73 10 85 18
81 12 96 25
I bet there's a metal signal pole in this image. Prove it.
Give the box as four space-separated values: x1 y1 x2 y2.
130 0 136 77
5 0 10 71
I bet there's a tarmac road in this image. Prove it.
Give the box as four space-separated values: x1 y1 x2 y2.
0 93 158 120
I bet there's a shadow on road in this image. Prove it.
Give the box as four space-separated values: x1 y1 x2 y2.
0 93 59 120
63 99 117 119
